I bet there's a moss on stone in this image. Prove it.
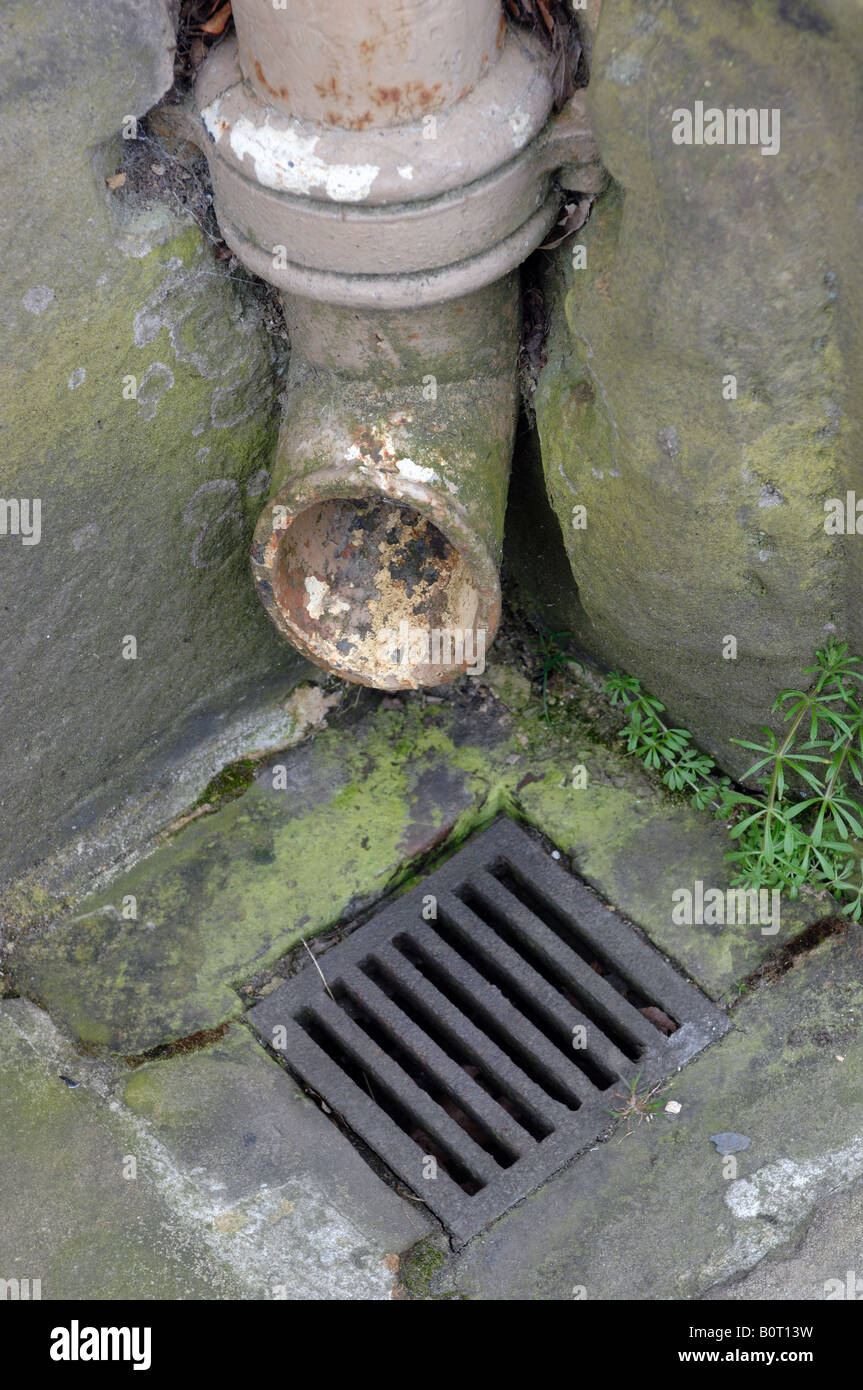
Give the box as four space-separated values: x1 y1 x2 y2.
9 696 507 1051
9 652 834 1053
399 1237 456 1299
193 759 258 811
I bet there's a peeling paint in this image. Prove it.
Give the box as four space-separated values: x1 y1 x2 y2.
396 458 436 483
202 100 379 202
304 575 328 619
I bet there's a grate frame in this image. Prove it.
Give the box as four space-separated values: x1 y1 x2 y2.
249 817 730 1242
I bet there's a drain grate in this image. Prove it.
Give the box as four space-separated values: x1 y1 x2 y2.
249 817 730 1242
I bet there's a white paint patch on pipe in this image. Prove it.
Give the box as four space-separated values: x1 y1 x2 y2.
304 576 328 619
396 458 435 483
397 166 415 180
358 464 390 491
201 100 379 202
201 96 228 140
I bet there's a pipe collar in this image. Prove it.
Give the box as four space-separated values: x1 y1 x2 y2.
196 29 598 306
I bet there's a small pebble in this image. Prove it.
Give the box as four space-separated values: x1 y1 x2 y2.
551 850 561 860
710 1131 750 1155
150 163 166 176
664 1100 682 1115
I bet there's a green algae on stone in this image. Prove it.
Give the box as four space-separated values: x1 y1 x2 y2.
399 1237 460 1300
11 663 837 1054
10 700 508 1053
1 0 306 888
193 758 258 812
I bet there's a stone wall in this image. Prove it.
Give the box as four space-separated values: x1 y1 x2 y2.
533 0 863 775
0 0 307 890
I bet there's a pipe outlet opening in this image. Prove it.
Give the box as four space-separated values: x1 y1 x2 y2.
260 496 495 688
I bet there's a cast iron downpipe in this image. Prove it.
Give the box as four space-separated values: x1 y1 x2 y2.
191 0 599 687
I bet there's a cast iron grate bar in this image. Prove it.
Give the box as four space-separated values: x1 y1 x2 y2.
364 946 559 1138
465 870 656 1056
303 992 501 1186
442 889 625 1087
249 816 730 1243
339 966 529 1158
393 926 589 1108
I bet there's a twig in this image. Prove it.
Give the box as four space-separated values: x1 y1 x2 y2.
302 939 336 1002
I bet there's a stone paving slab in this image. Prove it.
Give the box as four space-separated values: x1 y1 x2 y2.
431 925 863 1299
0 1001 429 1300
8 670 827 1055
701 1174 863 1301
121 1024 431 1297
9 700 501 1053
0 999 245 1300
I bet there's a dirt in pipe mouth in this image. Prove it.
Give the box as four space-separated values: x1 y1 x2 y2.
274 496 485 686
